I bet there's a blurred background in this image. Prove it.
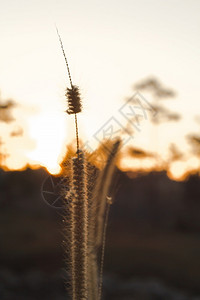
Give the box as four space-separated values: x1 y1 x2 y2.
1 0 200 299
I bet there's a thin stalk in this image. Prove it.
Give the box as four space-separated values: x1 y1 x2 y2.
74 113 80 156
98 197 112 300
56 26 73 88
56 26 80 156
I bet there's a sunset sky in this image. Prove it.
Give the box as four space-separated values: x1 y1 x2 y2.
0 0 200 179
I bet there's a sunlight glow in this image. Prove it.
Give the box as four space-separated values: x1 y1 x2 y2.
26 111 66 174
168 157 200 181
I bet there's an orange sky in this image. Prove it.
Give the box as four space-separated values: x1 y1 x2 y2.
0 0 200 180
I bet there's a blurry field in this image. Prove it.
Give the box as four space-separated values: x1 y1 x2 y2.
0 209 62 269
106 229 200 293
1 169 200 299
1 208 200 295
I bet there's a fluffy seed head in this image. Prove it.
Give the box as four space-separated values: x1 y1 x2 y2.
66 85 82 115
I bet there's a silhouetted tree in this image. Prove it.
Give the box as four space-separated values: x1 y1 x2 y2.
134 77 176 100
134 77 180 124
127 146 154 159
129 77 182 171
168 143 183 163
0 91 23 168
187 135 200 156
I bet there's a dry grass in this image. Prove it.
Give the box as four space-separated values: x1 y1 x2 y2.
57 29 121 299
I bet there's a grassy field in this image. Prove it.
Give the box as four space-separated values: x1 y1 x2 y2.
106 229 200 294
1 208 200 296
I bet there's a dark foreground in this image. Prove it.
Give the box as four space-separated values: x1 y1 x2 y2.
0 168 200 299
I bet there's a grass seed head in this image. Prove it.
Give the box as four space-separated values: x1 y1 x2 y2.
66 85 82 115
